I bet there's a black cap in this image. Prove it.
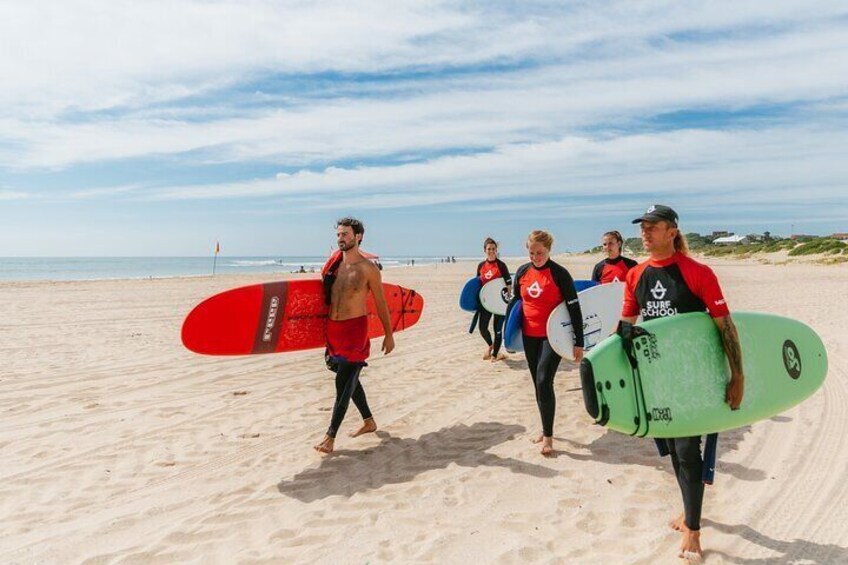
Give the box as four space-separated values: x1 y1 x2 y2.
631 204 679 225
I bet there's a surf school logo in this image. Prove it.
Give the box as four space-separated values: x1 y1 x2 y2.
782 339 802 379
262 296 280 342
650 280 667 300
484 270 493 280
527 281 543 298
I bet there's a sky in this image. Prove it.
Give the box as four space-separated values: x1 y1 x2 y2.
1 1 847 257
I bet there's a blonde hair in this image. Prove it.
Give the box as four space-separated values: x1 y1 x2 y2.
672 226 689 255
527 230 554 251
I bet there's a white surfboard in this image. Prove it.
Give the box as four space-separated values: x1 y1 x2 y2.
547 282 625 360
479 278 511 316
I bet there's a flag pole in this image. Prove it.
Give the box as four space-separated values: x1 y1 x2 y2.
212 241 220 276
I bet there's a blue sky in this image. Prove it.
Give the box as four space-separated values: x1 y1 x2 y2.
1 1 847 257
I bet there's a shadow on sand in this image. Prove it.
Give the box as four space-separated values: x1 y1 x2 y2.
277 422 557 502
704 520 848 564
557 423 769 482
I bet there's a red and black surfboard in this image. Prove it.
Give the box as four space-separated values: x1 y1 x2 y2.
181 279 424 356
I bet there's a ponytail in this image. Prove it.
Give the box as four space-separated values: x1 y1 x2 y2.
673 229 689 255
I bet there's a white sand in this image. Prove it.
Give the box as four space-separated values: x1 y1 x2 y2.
2 256 847 563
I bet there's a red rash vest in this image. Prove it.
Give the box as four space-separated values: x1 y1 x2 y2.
592 256 638 284
477 258 511 286
622 252 730 321
513 260 583 345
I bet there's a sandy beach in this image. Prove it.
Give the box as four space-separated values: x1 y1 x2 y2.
2 255 847 564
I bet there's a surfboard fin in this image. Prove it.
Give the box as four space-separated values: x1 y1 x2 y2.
468 311 480 334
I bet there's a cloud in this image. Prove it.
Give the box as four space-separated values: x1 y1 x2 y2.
0 190 30 200
139 127 848 215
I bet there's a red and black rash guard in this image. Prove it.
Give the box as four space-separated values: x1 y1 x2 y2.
513 260 584 345
592 256 638 284
622 252 730 321
477 258 512 287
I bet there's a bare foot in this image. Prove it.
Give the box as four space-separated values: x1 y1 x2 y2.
483 345 493 360
313 435 334 454
678 530 702 563
349 417 378 438
531 434 544 444
669 512 687 532
492 352 507 362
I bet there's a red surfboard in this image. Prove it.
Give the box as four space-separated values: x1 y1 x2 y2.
181 279 424 355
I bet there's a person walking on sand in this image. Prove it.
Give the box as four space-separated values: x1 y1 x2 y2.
591 230 638 284
621 205 744 562
314 218 395 454
508 230 584 456
476 237 512 362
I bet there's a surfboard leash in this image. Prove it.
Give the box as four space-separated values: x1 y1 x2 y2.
617 321 652 437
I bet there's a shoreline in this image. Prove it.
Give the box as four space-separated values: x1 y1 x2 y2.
1 252 845 286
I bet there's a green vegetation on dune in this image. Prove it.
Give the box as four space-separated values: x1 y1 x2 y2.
584 233 846 258
788 239 848 256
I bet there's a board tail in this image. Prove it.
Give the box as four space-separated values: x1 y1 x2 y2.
580 358 609 425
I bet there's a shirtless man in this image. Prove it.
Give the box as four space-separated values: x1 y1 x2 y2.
314 218 395 454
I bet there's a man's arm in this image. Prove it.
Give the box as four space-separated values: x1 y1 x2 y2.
367 263 395 354
713 315 744 409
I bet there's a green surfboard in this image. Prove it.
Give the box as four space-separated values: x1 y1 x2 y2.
580 312 827 438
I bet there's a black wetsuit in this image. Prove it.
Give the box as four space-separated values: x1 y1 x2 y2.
477 258 511 356
623 253 730 531
511 260 584 437
327 362 372 438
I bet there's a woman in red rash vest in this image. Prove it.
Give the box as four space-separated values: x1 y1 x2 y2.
476 237 512 361
591 230 638 284
510 230 584 456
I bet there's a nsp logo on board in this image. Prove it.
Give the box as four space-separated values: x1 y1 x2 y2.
782 339 802 379
500 287 511 303
262 296 280 342
650 407 673 423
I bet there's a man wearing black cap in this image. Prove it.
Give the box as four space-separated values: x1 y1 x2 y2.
620 205 745 561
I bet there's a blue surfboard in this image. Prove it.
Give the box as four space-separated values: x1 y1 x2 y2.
574 279 598 292
504 299 524 352
459 277 482 312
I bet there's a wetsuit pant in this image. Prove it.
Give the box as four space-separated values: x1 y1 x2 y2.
327 361 372 438
665 436 704 531
523 335 562 437
478 309 505 356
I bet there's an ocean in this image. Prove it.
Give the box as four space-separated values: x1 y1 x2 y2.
0 256 455 282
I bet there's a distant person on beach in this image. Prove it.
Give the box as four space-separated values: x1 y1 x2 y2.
591 230 638 283
621 204 744 561
508 230 583 456
475 237 511 362
314 217 395 454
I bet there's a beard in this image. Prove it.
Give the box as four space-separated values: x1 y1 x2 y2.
338 240 356 251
